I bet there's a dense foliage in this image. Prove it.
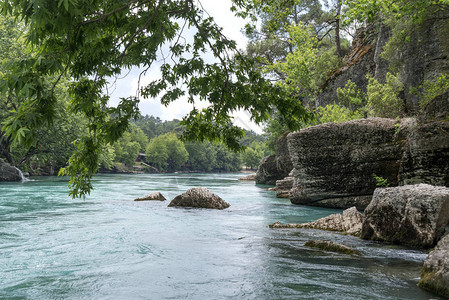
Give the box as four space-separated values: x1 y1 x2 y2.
0 0 309 197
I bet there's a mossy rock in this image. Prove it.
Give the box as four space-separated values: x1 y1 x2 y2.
418 266 449 298
304 240 361 255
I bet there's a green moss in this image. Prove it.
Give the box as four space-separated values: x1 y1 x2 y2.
304 240 361 255
418 266 449 298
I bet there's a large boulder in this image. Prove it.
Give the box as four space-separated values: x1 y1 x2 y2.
134 192 166 201
168 187 230 209
418 234 449 298
0 159 23 181
270 207 364 236
288 118 407 210
361 184 449 247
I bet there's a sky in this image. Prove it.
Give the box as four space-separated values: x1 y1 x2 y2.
109 0 265 134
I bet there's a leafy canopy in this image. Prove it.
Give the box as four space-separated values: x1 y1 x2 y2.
0 0 310 197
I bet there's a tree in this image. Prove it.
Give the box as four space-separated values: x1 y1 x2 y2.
185 141 217 172
214 144 242 171
0 14 86 174
242 141 266 169
0 0 310 197
146 133 188 172
113 131 141 166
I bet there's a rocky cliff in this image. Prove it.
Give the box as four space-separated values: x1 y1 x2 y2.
317 9 449 114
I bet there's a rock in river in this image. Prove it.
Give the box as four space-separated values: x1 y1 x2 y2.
0 158 23 182
270 207 364 236
238 173 256 181
288 118 407 210
418 233 449 298
134 192 166 201
168 187 230 209
361 184 449 247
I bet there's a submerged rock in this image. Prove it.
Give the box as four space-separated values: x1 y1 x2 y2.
238 174 256 181
269 207 364 236
0 159 23 182
418 234 449 298
361 184 449 247
304 240 360 255
168 187 230 209
134 192 166 201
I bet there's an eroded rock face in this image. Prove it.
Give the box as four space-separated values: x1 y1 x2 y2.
0 159 22 182
288 118 406 210
361 184 449 247
134 192 166 201
168 187 230 209
255 155 279 185
269 207 364 236
275 132 293 179
317 24 377 108
400 121 449 187
419 234 449 298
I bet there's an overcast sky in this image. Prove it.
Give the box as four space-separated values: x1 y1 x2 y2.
109 0 264 133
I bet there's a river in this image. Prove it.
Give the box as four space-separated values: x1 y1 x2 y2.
0 174 439 299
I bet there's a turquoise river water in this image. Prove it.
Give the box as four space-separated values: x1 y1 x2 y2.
0 174 441 299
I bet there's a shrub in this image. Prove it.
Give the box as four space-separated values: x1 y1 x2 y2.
367 73 404 118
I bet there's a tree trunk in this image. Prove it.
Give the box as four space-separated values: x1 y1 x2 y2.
335 0 342 57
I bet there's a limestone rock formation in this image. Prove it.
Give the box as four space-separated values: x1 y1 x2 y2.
275 132 293 179
288 118 407 210
269 207 364 236
418 234 449 298
255 155 280 185
256 132 293 185
134 192 166 201
168 187 230 209
361 184 449 247
317 24 377 108
400 121 449 187
275 176 294 198
0 159 23 181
